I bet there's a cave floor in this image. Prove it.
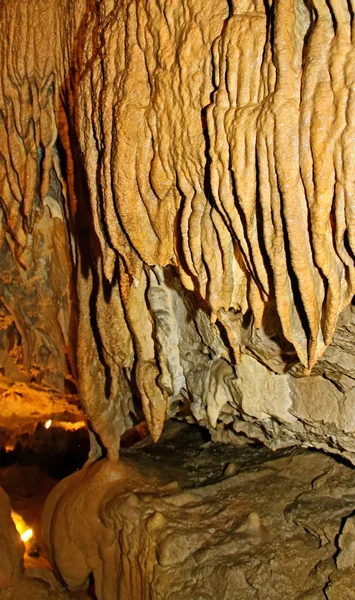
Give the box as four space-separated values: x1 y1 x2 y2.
2 421 355 598
107 422 355 599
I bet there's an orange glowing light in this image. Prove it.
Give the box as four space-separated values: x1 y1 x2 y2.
11 511 33 543
57 420 86 431
21 528 33 543
43 419 86 431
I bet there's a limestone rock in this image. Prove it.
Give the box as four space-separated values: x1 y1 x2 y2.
42 422 355 600
0 486 23 588
0 485 93 600
2 0 355 462
336 515 355 570
0 137 79 439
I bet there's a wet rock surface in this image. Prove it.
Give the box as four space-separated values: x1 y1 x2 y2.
43 421 355 600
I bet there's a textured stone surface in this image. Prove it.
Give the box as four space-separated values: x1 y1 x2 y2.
0 485 91 600
0 486 23 589
1 1 355 461
0 126 79 437
43 422 355 600
5 2 355 598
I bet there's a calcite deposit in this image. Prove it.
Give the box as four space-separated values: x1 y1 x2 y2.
43 422 355 600
1 1 355 457
0 485 91 599
3 1 355 597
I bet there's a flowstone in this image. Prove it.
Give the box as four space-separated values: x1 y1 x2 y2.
43 422 355 600
0 486 90 600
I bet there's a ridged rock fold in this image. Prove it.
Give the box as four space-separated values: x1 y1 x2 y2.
1 0 355 459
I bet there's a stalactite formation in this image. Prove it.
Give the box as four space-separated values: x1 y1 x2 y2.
1 0 355 458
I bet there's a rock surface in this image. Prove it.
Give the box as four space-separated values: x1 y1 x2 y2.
1 1 355 460
43 422 355 600
0 121 80 439
0 486 23 589
0 485 91 600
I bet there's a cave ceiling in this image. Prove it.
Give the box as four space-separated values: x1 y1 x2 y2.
1 0 355 460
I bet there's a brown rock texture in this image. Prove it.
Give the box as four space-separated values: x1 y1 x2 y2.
0 1 80 436
1 0 355 458
42 422 355 600
0 486 23 589
0 485 91 599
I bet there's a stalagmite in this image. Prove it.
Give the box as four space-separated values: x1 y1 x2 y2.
4 1 355 599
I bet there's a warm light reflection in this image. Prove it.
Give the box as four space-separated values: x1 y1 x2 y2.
11 511 33 543
58 420 86 431
43 419 86 431
50 419 86 431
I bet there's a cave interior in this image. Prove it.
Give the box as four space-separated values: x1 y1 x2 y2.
2 0 355 599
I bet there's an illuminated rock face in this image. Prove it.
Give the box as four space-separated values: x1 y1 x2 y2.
0 484 93 598
1 0 355 459
0 178 80 441
43 423 355 600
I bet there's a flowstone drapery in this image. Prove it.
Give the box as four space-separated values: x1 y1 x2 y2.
1 0 355 460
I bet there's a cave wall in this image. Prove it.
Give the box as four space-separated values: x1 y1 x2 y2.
0 1 81 437
1 0 355 459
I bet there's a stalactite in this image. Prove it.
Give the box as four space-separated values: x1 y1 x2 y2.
2 0 355 453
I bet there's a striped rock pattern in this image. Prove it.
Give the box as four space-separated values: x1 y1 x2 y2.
1 0 355 458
